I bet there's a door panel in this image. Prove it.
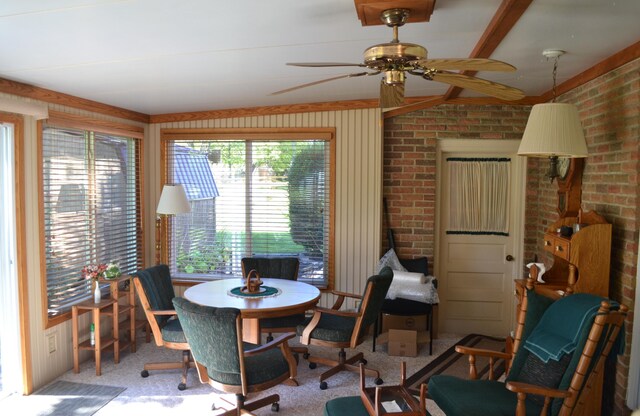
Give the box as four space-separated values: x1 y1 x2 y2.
436 141 525 337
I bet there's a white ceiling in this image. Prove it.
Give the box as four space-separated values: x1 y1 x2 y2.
1 0 639 115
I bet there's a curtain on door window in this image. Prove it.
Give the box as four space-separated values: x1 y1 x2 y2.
42 125 143 318
163 137 332 287
447 158 510 236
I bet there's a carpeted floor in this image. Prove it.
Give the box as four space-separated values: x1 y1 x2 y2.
2 333 471 416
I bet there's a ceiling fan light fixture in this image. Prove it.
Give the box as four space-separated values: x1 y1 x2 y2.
384 70 405 85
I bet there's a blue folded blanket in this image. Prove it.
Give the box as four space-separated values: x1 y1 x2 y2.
524 293 609 363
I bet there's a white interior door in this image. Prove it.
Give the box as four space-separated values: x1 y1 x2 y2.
436 140 525 337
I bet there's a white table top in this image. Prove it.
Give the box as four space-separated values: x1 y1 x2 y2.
183 278 321 319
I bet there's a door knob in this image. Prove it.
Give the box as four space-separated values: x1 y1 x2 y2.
506 255 514 262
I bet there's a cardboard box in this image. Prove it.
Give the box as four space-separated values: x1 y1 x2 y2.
381 313 427 332
387 329 417 357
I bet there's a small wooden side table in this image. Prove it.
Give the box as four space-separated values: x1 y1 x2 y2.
71 275 146 375
72 298 119 376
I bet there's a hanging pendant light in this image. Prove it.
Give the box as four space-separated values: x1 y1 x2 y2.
517 50 588 181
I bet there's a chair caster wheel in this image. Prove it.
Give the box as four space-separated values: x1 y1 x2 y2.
320 381 328 390
309 362 317 369
303 352 310 359
271 402 280 412
211 404 218 411
360 358 368 365
374 377 383 385
178 382 186 391
141 370 149 378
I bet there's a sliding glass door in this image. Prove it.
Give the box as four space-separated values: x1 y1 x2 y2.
0 120 23 398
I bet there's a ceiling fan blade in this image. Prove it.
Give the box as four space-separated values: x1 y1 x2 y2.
270 72 371 96
414 58 516 72
287 62 367 68
380 81 405 108
431 72 525 101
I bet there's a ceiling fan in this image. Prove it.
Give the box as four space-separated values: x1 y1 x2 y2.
272 8 525 108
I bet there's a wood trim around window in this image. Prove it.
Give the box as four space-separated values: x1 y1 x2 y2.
47 110 144 139
160 127 336 290
0 112 33 394
39 114 145 328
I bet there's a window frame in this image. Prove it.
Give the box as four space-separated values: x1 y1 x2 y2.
160 127 335 290
39 111 145 328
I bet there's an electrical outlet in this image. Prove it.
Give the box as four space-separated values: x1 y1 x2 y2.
47 333 57 354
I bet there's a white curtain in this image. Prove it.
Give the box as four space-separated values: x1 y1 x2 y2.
448 158 510 235
0 122 22 396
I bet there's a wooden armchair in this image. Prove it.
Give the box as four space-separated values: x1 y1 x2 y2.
427 273 628 416
132 265 195 390
297 267 393 390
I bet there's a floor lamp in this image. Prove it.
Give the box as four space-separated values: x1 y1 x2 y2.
156 184 191 265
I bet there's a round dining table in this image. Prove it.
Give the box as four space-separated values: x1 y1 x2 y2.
184 278 321 344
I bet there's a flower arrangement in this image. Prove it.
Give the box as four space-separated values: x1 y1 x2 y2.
82 262 121 281
82 263 107 281
104 262 122 280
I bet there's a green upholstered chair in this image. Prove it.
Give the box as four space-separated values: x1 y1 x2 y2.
241 256 303 342
173 297 298 415
132 264 194 390
297 266 394 390
427 283 628 416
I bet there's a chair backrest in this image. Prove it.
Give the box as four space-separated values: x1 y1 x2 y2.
399 257 428 275
507 289 627 416
132 264 176 328
241 257 300 280
354 266 394 341
172 297 243 376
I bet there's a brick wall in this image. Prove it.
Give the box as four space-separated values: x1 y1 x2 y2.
383 104 530 268
526 58 640 415
384 57 639 415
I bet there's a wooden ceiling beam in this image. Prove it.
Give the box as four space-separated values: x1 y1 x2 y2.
443 0 534 101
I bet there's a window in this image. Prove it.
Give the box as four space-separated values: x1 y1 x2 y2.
162 129 334 288
41 114 143 324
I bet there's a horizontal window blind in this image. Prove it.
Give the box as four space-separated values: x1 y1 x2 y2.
164 137 331 287
43 125 143 317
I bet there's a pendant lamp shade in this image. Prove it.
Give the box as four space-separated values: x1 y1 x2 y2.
157 184 191 215
517 103 588 157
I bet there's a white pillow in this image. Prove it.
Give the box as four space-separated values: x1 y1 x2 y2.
376 248 407 273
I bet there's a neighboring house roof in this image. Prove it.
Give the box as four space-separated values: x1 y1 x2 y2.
174 146 219 200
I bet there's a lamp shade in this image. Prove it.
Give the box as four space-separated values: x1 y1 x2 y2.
518 103 588 157
156 184 191 215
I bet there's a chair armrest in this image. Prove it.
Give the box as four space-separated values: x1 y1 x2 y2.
506 381 571 416
150 310 178 316
455 345 511 359
506 381 571 399
331 290 362 300
245 332 296 357
328 290 362 310
455 345 511 380
300 307 359 345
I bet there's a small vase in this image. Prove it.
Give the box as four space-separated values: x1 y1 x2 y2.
94 283 102 303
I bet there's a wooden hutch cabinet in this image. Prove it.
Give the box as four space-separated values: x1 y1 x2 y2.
516 210 612 303
538 210 611 297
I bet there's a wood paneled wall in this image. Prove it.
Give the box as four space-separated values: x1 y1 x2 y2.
150 109 383 309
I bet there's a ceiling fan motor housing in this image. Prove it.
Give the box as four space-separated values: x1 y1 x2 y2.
364 43 427 68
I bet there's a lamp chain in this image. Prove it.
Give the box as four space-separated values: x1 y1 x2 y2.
552 56 559 103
